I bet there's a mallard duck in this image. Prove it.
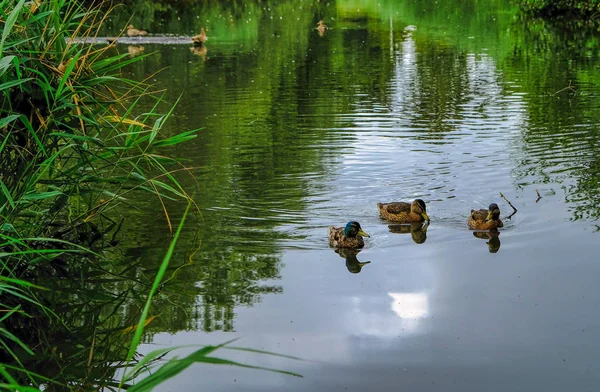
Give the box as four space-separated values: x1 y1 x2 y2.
328 221 370 249
317 20 327 36
468 203 503 230
473 231 501 253
388 221 429 244
192 28 207 46
126 25 149 37
335 248 370 274
377 199 429 223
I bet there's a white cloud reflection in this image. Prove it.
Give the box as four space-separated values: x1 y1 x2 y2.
349 292 429 338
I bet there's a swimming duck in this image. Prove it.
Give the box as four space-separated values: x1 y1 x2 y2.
468 203 503 230
388 221 429 244
126 25 149 37
377 199 430 223
192 28 207 45
328 221 370 249
317 20 327 36
335 248 371 274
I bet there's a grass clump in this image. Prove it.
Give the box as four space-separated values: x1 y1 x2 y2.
1 0 197 388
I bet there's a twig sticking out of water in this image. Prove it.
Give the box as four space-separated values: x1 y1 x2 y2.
500 192 518 220
536 189 542 203
553 80 576 95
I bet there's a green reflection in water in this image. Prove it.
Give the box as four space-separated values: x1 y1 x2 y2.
114 0 600 335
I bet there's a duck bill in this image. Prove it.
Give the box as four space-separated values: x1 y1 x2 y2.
421 212 430 222
486 211 493 221
358 229 370 238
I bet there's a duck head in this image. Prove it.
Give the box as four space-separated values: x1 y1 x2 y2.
344 221 370 238
411 199 430 221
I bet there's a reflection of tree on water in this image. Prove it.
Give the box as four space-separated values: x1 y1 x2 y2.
335 248 371 274
472 230 501 253
388 222 429 244
194 251 283 332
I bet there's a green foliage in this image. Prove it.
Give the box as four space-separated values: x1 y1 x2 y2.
519 0 600 16
0 0 198 388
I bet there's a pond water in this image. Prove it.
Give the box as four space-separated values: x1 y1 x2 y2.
106 1 600 390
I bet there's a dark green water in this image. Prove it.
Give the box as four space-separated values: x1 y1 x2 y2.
103 0 600 390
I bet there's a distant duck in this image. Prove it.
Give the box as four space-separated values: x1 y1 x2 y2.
192 27 208 46
126 24 149 37
377 199 430 223
328 221 370 249
468 203 503 230
317 20 328 36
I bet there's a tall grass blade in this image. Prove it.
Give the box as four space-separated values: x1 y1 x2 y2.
0 0 26 57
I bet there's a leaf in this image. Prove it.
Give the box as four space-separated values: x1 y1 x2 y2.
0 0 27 58
0 114 20 129
20 191 63 201
55 51 82 100
104 115 148 128
152 130 199 147
0 55 15 76
0 77 33 92
0 179 15 208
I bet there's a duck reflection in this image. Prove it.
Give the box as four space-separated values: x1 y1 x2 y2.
335 248 371 274
190 45 207 61
127 45 145 57
472 230 501 253
388 222 429 244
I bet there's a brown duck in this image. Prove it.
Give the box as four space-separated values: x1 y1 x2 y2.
377 199 430 223
317 20 328 36
127 25 149 37
468 203 503 230
192 28 208 46
328 221 370 249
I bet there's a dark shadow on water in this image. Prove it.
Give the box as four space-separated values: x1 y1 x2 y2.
472 230 501 253
335 248 371 274
388 222 429 244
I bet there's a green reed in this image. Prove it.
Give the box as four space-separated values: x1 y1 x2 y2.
1 0 300 389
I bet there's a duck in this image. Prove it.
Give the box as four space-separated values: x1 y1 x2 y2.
335 248 371 274
388 221 429 244
377 199 430 223
317 20 327 36
126 25 149 37
468 203 503 230
192 28 207 46
328 221 370 249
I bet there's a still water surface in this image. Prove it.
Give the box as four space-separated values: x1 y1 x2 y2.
110 1 600 390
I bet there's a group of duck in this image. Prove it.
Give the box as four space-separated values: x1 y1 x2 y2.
329 199 503 248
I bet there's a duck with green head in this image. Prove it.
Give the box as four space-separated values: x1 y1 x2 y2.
468 203 503 230
329 221 370 248
377 199 430 223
